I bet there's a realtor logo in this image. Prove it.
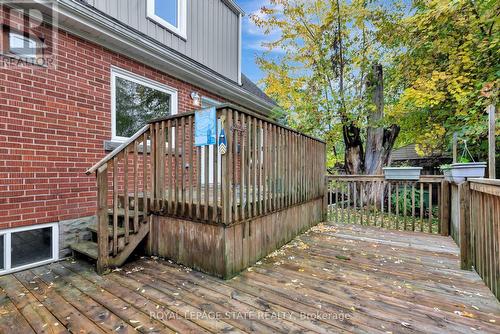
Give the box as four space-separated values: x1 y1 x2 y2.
0 0 58 67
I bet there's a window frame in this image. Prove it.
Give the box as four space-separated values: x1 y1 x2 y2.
0 222 59 275
111 66 178 142
146 0 187 40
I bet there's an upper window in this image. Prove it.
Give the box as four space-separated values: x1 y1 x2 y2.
147 0 187 39
111 67 178 141
1 28 44 60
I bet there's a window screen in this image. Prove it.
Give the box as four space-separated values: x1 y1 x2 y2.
11 227 53 268
115 76 172 137
155 0 178 27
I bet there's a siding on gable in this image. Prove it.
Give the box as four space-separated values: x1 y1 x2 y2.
82 0 240 83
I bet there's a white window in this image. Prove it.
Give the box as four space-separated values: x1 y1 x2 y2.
111 67 178 142
1 29 44 60
147 0 187 39
9 32 39 58
0 223 59 275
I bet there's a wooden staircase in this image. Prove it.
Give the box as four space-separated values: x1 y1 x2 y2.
70 195 150 270
81 124 155 273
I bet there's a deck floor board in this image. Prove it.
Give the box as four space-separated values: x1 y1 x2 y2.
1 221 500 333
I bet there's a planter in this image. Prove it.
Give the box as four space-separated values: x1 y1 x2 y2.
440 166 453 182
448 162 487 183
383 167 423 181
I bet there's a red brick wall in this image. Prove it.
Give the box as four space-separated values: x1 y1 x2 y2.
0 13 228 229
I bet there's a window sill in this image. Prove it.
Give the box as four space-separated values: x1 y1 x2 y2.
146 15 187 41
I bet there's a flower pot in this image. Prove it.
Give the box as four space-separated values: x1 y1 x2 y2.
440 166 453 181
383 167 423 181
449 162 487 183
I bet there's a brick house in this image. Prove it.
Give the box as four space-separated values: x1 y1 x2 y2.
0 0 276 274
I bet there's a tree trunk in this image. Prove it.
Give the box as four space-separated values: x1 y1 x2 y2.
365 64 385 175
361 64 401 206
363 64 400 174
343 123 364 175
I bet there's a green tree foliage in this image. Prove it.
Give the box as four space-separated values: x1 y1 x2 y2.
251 0 406 171
386 0 499 159
253 0 499 168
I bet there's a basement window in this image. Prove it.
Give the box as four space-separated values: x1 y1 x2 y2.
147 0 187 39
0 223 59 275
111 67 178 141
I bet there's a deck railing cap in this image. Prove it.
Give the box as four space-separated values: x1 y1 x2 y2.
85 124 150 175
149 103 326 144
325 174 445 182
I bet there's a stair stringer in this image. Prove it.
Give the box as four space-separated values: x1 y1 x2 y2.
108 216 151 268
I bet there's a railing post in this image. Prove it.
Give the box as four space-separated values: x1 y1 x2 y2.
96 164 109 274
452 132 458 163
488 105 496 179
440 180 450 236
221 108 230 225
459 181 472 270
323 176 329 221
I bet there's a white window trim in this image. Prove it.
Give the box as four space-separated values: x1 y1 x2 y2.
146 0 187 40
0 222 59 276
111 66 178 143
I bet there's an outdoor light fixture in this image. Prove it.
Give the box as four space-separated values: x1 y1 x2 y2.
191 91 201 107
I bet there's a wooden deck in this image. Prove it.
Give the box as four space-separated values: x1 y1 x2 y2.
1 222 500 334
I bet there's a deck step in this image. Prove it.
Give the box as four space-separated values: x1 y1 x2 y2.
70 241 98 260
88 224 128 237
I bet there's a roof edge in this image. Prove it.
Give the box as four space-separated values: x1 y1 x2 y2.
222 0 245 15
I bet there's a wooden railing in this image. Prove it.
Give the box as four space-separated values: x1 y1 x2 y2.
464 179 500 300
86 104 325 272
86 125 153 272
147 104 326 225
325 175 449 234
219 106 325 224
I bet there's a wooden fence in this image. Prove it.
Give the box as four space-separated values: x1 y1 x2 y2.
462 179 500 300
325 175 449 234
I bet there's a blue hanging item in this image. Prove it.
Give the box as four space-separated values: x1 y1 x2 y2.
194 107 217 146
218 128 227 155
